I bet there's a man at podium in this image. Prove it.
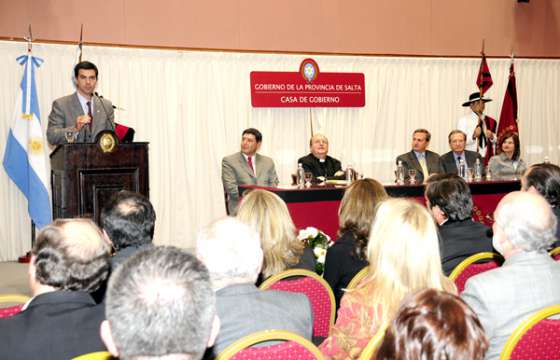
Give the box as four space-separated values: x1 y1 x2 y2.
47 61 115 145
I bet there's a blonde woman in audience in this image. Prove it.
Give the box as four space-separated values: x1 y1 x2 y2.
237 189 316 279
323 178 388 308
319 198 456 359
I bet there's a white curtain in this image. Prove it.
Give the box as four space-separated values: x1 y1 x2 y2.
1 40 559 260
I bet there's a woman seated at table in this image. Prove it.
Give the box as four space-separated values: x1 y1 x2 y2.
319 198 456 359
323 178 388 309
237 189 316 280
488 131 527 178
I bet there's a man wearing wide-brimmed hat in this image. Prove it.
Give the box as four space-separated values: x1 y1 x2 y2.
457 92 497 165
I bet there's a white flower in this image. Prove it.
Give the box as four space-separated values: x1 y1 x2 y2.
305 227 319 238
317 254 326 264
297 229 310 241
313 247 327 258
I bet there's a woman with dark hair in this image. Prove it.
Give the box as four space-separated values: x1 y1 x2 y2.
322 178 388 308
488 132 527 178
376 289 489 360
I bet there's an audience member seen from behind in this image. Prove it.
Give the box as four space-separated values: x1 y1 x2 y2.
488 132 527 178
522 162 560 248
0 219 111 360
425 174 493 275
461 191 560 360
237 189 316 280
323 178 388 308
376 289 489 360
101 190 156 269
197 217 313 356
319 198 456 360
101 246 219 360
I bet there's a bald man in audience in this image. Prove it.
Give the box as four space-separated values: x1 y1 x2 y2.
197 217 313 356
461 192 560 360
298 133 344 181
0 219 111 360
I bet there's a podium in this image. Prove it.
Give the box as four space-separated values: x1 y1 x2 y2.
50 142 149 224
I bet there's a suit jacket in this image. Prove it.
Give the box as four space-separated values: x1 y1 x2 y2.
47 92 115 145
395 150 443 183
222 152 279 215
461 251 560 360
488 153 528 179
438 219 493 276
211 283 313 356
297 153 342 179
0 291 107 360
440 150 484 175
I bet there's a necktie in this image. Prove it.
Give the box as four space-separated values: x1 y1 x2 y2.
87 101 93 131
418 155 429 178
247 156 255 175
456 155 462 168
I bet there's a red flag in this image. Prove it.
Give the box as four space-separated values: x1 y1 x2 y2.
497 63 519 141
476 54 493 95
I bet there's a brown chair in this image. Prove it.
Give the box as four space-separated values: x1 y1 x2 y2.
346 266 368 290
448 252 503 293
358 328 386 360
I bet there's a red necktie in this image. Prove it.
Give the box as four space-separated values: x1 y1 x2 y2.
247 156 255 175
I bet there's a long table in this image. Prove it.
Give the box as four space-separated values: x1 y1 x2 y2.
240 180 520 240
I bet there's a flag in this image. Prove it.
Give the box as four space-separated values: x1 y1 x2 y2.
497 62 519 141
3 53 52 229
476 53 493 95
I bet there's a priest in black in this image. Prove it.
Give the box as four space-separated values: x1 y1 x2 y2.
298 134 344 181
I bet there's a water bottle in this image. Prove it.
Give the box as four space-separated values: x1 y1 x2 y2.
396 161 405 185
297 163 305 188
346 163 353 183
474 158 482 181
458 159 467 180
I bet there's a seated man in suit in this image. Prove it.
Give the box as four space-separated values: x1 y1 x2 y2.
521 162 560 249
197 217 313 356
396 128 443 183
222 128 279 215
461 191 560 360
298 133 344 182
47 61 115 145
425 173 493 275
0 219 111 360
441 130 484 175
101 247 219 360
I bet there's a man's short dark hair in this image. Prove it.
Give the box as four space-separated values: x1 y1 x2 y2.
413 128 431 142
524 163 560 208
425 174 473 221
32 218 111 292
242 128 262 143
448 129 467 143
74 61 99 78
101 191 156 250
106 246 215 360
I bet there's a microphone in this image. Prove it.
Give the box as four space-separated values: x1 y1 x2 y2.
94 92 115 131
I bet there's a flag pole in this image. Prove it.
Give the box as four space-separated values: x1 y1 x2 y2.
78 24 83 62
309 108 314 136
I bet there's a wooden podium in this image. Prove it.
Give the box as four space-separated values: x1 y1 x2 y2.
50 142 149 224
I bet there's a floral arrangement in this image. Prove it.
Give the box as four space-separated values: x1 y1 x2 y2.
297 226 334 275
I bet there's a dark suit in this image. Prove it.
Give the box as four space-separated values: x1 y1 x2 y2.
47 92 115 145
0 291 107 360
211 283 313 355
440 150 484 175
438 219 493 276
297 153 342 179
395 150 443 182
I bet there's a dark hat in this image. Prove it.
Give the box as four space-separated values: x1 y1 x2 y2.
462 92 492 107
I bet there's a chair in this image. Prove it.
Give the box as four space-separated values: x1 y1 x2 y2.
358 328 386 360
72 351 113 360
550 247 560 261
448 252 503 294
0 294 30 318
260 269 336 338
499 304 560 360
346 266 369 290
216 329 325 360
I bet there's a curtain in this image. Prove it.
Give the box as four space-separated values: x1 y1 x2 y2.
1 40 559 260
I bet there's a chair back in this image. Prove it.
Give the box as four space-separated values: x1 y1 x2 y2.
358 328 386 360
346 266 368 290
550 247 560 261
260 269 335 338
0 294 31 318
448 252 503 293
216 329 325 360
499 304 560 360
72 351 113 360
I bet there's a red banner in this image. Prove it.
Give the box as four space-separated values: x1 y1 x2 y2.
250 59 365 107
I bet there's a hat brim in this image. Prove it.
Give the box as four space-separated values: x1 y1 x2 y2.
462 98 492 107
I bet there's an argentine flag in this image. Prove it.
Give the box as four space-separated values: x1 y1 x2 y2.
3 53 52 229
